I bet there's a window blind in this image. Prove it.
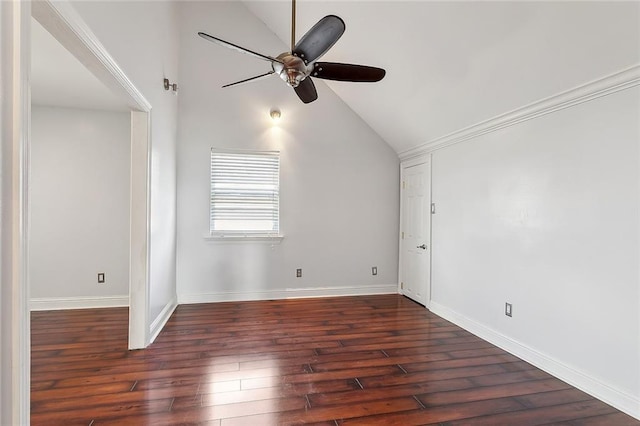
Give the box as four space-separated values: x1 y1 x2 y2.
210 149 280 235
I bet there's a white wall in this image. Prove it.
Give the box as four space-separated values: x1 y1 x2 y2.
29 106 130 307
430 86 640 415
70 1 179 322
176 1 399 302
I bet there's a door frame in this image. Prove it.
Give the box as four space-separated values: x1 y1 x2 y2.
2 1 152 423
398 154 433 308
1 2 32 423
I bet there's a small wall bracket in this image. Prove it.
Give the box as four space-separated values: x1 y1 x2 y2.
163 78 178 93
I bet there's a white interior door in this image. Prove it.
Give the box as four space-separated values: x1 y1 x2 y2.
400 158 431 306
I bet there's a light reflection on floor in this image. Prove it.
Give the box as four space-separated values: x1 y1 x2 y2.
199 359 284 421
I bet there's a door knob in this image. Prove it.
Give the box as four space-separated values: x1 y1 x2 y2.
417 244 427 250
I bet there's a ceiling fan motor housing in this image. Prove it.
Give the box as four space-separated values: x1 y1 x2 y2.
272 53 311 88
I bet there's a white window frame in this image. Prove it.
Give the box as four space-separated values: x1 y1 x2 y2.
208 148 283 241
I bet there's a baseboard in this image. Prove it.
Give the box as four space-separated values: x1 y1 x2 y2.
30 295 129 311
178 284 398 304
148 296 177 345
429 301 640 420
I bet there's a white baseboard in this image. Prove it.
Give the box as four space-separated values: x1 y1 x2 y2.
429 301 640 420
30 295 128 311
148 296 177 345
178 284 398 304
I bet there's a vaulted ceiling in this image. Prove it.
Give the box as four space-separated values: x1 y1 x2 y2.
32 1 639 154
244 1 639 154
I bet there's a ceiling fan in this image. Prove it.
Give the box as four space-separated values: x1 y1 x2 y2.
198 0 386 104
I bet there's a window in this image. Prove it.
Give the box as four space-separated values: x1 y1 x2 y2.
210 149 280 237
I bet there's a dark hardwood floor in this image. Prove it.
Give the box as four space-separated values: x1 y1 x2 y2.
31 294 639 425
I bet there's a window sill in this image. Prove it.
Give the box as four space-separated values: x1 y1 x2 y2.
204 234 284 243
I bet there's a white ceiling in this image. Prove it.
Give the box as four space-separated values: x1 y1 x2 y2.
244 1 639 154
31 18 129 112
31 2 639 154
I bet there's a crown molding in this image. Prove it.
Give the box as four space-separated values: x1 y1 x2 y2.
399 65 640 161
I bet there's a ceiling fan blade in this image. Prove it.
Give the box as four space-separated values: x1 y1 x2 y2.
292 15 345 64
312 62 386 82
293 77 318 104
222 71 275 88
198 32 284 64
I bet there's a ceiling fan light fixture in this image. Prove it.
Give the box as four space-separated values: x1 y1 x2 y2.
273 54 308 88
282 69 305 88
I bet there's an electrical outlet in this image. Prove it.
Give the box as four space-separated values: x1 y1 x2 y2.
98 273 105 284
296 268 302 278
372 266 378 276
505 302 512 317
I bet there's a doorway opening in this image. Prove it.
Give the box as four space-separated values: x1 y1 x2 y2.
30 0 152 352
29 18 132 313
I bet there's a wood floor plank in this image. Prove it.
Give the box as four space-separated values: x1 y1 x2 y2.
340 397 527 425
559 412 640 425
417 377 571 407
359 363 514 387
222 397 422 425
310 351 451 372
445 399 618 425
239 349 386 371
31 381 135 402
30 397 173 425
31 294 639 425
32 383 200 412
515 387 596 408
308 379 472 407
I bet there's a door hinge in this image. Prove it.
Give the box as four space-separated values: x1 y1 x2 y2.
400 282 404 289
402 181 405 190
401 231 404 239
431 203 436 214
